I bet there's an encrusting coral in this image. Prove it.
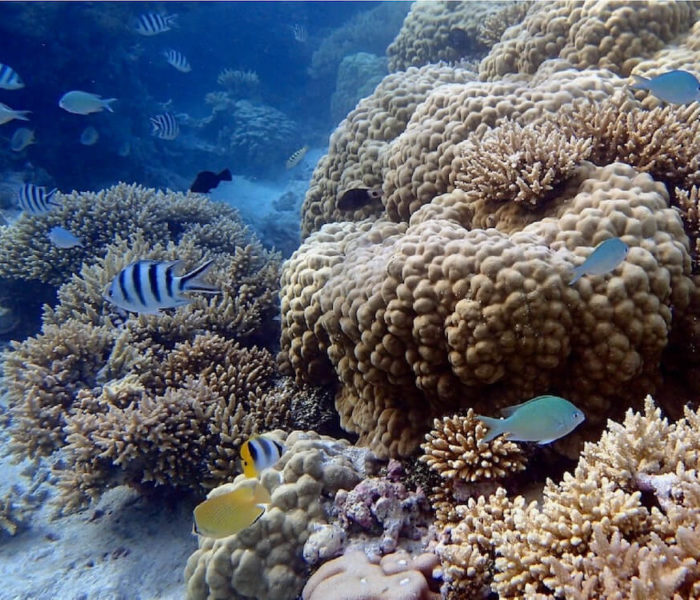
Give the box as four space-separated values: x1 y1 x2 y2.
434 397 700 599
301 550 441 600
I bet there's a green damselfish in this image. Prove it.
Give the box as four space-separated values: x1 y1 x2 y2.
477 395 585 444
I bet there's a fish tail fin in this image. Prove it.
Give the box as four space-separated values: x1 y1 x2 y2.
15 110 30 121
218 169 232 181
102 98 117 113
166 13 179 27
476 416 504 443
568 266 584 286
630 74 649 90
46 188 61 207
180 259 220 294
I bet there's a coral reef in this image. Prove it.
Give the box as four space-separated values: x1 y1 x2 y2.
301 550 441 600
435 397 700 598
184 431 381 600
479 0 696 80
4 197 285 510
330 52 387 124
387 1 514 72
216 68 260 96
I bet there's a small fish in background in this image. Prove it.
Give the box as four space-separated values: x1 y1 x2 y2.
569 237 629 285
477 395 585 444
0 63 24 90
150 111 179 140
134 12 178 36
103 258 219 314
630 70 700 104
285 145 308 170
240 435 286 478
337 187 382 211
189 168 232 193
59 91 116 115
10 127 35 152
163 49 191 73
47 226 83 249
117 140 131 157
193 479 271 539
17 183 60 215
0 102 30 125
290 23 308 43
80 126 99 146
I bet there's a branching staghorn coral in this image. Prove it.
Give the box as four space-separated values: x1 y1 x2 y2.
434 397 700 599
453 120 592 210
216 68 259 96
4 212 287 511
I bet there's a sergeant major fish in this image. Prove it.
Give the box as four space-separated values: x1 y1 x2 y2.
630 70 700 105
59 91 116 114
18 183 60 215
193 479 270 539
163 49 191 73
569 237 629 285
0 63 24 90
0 102 30 125
240 435 286 478
134 12 178 36
103 258 219 314
477 395 585 444
150 112 179 140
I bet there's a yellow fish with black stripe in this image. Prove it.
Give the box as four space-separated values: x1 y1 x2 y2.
193 479 271 539
240 434 286 478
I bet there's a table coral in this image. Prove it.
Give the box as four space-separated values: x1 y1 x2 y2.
184 431 380 600
301 550 441 600
435 396 700 598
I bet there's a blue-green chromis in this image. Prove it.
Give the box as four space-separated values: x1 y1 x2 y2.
630 70 700 105
569 237 628 285
476 395 585 444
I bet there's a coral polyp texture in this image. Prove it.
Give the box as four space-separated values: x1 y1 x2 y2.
3 192 287 511
184 431 381 600
435 397 700 598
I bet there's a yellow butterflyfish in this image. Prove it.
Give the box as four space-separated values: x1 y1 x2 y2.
240 434 286 478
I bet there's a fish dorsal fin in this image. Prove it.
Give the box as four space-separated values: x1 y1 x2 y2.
500 395 550 417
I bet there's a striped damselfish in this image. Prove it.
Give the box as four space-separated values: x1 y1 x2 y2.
18 183 59 215
150 112 179 140
240 435 286 478
134 12 178 36
103 259 219 314
163 49 191 73
0 63 24 90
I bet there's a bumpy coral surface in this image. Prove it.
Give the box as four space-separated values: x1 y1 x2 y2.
302 550 441 600
283 159 695 458
387 1 514 72
436 397 700 598
184 431 380 600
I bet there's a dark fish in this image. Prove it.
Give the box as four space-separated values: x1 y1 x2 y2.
447 27 474 53
190 169 232 193
337 187 382 211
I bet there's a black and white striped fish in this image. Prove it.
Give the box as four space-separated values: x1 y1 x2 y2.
240 435 286 478
103 259 219 314
163 49 191 73
17 184 60 215
0 63 24 90
134 12 177 36
150 112 179 140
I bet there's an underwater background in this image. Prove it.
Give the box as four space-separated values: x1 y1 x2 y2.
2 1 700 599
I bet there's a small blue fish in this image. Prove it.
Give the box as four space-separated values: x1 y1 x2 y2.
47 226 83 249
631 70 700 105
477 395 585 444
569 237 628 285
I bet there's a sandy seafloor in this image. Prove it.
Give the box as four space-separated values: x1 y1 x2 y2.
0 147 326 600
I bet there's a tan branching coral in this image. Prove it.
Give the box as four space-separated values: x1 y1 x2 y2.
676 186 700 272
454 120 592 210
216 68 259 95
420 410 527 483
435 397 700 598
